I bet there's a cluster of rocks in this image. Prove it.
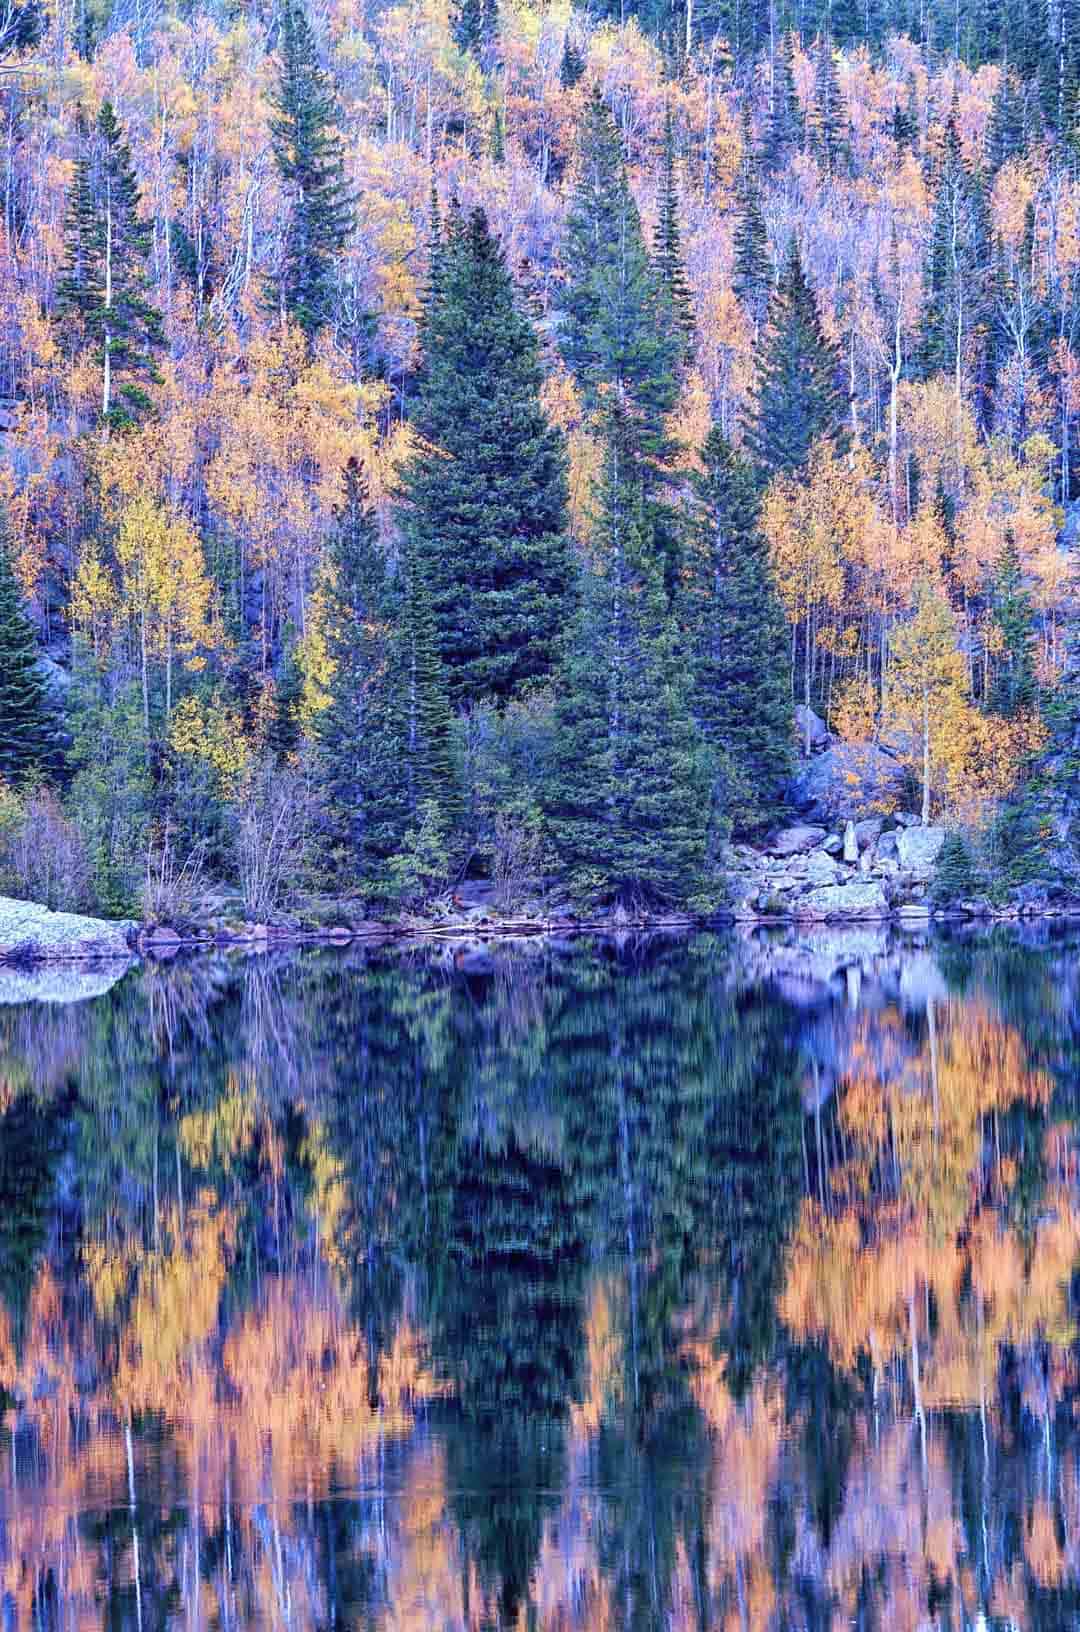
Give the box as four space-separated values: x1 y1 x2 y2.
728 816 949 923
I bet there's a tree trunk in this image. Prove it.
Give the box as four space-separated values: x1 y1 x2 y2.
921 684 931 824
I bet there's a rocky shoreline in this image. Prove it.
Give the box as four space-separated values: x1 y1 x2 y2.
1 845 1077 969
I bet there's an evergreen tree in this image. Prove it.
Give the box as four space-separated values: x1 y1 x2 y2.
731 153 771 329
269 0 355 339
561 87 680 469
917 115 993 406
688 429 794 834
761 32 802 173
653 108 696 368
559 32 586 87
0 520 58 786
811 34 845 174
933 830 978 901
744 239 847 482
989 530 1038 715
400 536 459 825
987 69 1026 170
400 206 574 707
317 461 415 881
56 103 164 425
545 416 711 906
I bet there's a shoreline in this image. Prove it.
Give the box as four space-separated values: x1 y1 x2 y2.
2 900 1079 964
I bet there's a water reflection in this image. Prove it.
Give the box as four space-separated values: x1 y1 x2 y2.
1 928 1079 1628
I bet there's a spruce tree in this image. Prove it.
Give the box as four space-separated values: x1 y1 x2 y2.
545 415 711 907
653 108 695 369
687 429 794 835
269 0 355 339
559 33 586 87
761 33 802 174
399 206 574 708
989 530 1038 716
317 462 414 880
811 34 845 175
0 520 58 786
917 115 992 398
744 239 847 482
731 155 771 329
56 103 164 425
400 536 459 826
561 87 680 468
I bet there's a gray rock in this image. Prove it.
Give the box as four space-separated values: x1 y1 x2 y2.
793 881 890 921
843 820 859 864
795 704 830 752
894 811 920 828
36 654 72 696
790 741 908 822
800 850 842 886
0 896 136 961
874 829 899 860
823 834 843 855
855 818 884 847
896 825 946 879
769 824 828 857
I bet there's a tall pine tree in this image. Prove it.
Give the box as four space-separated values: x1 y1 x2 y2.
269 0 355 339
545 412 710 906
317 461 414 881
744 238 847 482
687 429 794 835
0 517 58 786
561 86 680 469
653 108 695 369
56 103 164 425
731 153 771 331
399 206 574 708
989 530 1038 715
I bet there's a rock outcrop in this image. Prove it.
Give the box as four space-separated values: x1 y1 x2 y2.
0 897 136 961
790 740 909 822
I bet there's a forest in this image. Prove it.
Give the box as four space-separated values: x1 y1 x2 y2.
0 0 1076 917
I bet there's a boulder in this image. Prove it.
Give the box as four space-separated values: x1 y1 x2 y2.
823 834 843 855
799 849 842 887
896 825 946 879
793 881 889 921
843 820 859 863
790 741 908 822
0 897 136 961
769 823 828 857
874 829 899 861
795 704 830 753
854 817 884 847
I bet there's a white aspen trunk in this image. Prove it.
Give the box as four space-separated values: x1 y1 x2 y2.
103 176 114 418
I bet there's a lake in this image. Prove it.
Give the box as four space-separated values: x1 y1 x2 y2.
1 926 1079 1629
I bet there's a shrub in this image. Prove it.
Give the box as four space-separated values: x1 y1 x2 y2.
233 758 317 919
3 787 92 911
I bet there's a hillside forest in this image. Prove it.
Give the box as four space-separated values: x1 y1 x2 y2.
0 0 1076 916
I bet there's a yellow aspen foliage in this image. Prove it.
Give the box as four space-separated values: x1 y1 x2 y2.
885 580 969 822
168 692 251 800
666 368 712 470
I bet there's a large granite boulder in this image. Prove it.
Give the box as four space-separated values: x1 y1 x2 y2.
769 823 828 856
790 741 909 822
0 897 136 960
896 825 946 879
793 881 889 920
795 704 829 752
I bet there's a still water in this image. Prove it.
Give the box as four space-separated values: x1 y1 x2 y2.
1 927 1079 1629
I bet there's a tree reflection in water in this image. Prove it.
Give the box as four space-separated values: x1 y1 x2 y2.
1 929 1080 1628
